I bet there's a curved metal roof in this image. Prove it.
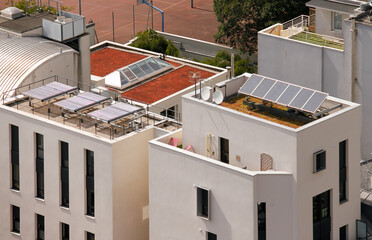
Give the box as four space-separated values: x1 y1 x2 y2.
0 33 76 96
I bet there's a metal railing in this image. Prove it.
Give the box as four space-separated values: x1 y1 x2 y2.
283 15 309 30
26 0 62 15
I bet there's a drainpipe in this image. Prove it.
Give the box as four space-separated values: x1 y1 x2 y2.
351 17 357 102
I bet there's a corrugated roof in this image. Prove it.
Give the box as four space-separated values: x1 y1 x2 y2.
0 32 76 96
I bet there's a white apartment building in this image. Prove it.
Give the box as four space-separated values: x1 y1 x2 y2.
149 73 361 240
0 78 180 240
258 0 372 161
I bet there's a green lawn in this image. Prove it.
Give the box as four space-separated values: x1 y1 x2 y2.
290 32 344 50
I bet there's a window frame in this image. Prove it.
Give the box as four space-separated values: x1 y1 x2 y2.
36 214 45 240
11 205 20 234
35 133 44 199
86 231 95 240
60 141 69 208
332 11 343 31
86 149 95 217
313 150 326 173
196 186 211 220
206 231 217 240
61 222 69 240
339 140 348 203
10 125 20 190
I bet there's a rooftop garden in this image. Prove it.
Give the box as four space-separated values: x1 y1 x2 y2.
289 31 344 50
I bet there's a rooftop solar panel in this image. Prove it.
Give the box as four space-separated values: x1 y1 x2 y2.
54 92 110 112
23 82 77 102
238 75 263 95
251 78 276 98
88 102 142 123
239 74 328 114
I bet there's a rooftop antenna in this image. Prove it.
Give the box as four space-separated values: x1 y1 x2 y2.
188 71 201 98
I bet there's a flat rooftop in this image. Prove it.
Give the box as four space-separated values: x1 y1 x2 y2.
91 46 218 104
0 12 56 33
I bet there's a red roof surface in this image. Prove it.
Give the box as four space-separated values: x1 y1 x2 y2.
122 65 215 104
91 48 146 77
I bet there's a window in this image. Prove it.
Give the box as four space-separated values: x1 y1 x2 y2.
87 231 95 240
10 125 20 190
197 186 210 220
86 149 94 217
36 214 45 240
332 12 343 31
313 190 331 240
207 232 217 240
339 140 347 203
36 133 44 199
313 150 326 173
258 202 266 240
61 141 69 207
340 225 347 240
160 105 177 119
12 205 20 234
220 137 229 164
61 222 69 240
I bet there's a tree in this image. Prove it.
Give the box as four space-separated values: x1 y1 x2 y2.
5 0 73 14
131 29 180 57
213 0 308 54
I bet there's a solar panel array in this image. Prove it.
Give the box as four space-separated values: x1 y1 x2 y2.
119 57 172 85
54 92 110 112
238 74 328 113
87 102 143 123
23 82 78 102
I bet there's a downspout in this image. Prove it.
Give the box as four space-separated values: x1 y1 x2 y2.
351 17 357 102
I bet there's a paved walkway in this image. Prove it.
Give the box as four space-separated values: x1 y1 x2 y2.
0 0 219 44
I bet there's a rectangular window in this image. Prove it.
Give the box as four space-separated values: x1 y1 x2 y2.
332 12 343 31
86 150 94 217
340 225 347 240
339 140 347 203
61 222 69 240
258 202 266 240
12 205 20 234
10 125 20 190
61 141 69 208
207 232 217 240
197 186 210 220
313 150 326 173
220 137 229 164
36 133 44 199
87 231 95 240
36 214 44 240
313 190 331 240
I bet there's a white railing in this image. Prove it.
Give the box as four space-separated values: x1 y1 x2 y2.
282 15 309 30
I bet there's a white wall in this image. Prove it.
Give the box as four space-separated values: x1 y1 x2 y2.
315 9 348 38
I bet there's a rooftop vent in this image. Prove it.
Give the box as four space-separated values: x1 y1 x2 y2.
1 7 24 20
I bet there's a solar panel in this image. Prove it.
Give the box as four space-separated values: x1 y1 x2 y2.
23 82 77 102
238 75 264 95
88 102 142 123
54 92 110 112
251 78 276 98
289 88 315 109
276 85 301 105
239 74 328 113
302 92 328 113
264 81 289 102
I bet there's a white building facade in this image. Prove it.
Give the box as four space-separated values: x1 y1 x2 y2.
149 75 361 240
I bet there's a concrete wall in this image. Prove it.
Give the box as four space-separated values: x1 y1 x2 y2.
149 135 293 240
0 106 114 240
315 9 348 38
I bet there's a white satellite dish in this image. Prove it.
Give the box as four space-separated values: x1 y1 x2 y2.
201 86 213 101
213 90 224 104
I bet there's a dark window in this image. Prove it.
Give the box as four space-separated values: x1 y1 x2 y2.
61 222 69 240
87 232 95 240
12 205 20 234
339 140 347 202
160 106 176 119
36 214 44 240
207 232 217 240
313 150 326 173
61 141 69 207
339 225 347 240
11 125 20 190
86 150 94 217
313 190 331 240
220 137 229 164
197 186 210 219
258 202 266 240
36 133 44 199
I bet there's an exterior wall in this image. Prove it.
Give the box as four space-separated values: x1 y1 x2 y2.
296 101 361 240
315 8 348 38
149 136 293 240
182 94 299 175
78 34 92 91
0 106 115 240
112 128 155 240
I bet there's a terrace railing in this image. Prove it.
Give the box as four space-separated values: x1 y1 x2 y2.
283 15 309 30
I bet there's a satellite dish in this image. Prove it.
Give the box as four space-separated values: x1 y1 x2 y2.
201 86 213 101
213 90 224 104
